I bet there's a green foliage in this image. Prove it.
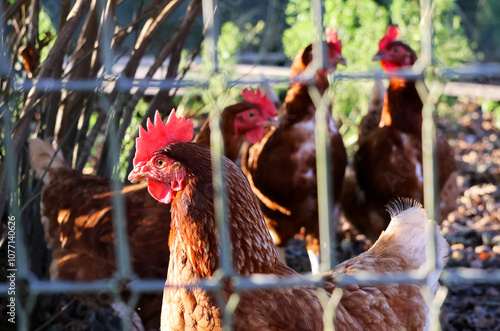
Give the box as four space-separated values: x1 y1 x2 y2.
332 79 375 151
389 0 475 66
481 99 500 129
204 20 266 68
218 21 244 65
458 0 500 61
195 20 268 117
117 98 149 180
283 0 474 151
284 0 389 71
38 7 57 62
284 0 473 70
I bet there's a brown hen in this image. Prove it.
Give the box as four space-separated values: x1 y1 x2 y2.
342 26 459 242
129 111 448 330
242 29 347 273
28 91 276 330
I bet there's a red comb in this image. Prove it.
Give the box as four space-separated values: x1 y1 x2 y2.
326 28 342 54
379 25 400 51
241 88 277 118
133 110 193 167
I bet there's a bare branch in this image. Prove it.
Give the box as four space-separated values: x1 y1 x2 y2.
44 0 72 141
26 0 39 42
2 0 30 22
0 0 92 217
97 0 199 177
123 4 203 180
111 0 164 50
110 0 185 102
21 0 92 117
76 107 107 171
56 0 100 161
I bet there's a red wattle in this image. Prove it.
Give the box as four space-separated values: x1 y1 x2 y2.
147 178 174 204
246 127 264 144
381 61 400 74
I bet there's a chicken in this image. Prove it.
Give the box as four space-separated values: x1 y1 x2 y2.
358 77 385 141
241 28 347 273
128 110 449 331
28 88 276 330
340 78 385 243
342 25 459 242
29 139 167 331
194 87 277 162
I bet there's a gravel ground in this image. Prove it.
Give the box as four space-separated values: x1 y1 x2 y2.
438 99 500 330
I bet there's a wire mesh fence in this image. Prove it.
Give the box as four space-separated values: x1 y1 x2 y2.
0 0 499 330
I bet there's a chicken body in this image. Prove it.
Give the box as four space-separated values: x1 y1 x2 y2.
30 144 168 330
343 37 459 241
130 140 448 331
242 42 347 272
28 100 274 329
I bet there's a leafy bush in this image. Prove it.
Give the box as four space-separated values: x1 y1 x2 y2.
284 0 474 69
283 0 474 151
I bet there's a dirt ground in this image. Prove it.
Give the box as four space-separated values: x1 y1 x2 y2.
437 99 500 331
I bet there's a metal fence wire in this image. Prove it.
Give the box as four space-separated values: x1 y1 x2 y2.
1 0 499 330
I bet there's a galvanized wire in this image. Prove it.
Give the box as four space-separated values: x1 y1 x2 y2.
310 0 337 274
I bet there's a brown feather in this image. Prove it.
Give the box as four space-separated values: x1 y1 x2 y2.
29 102 265 330
344 75 458 241
153 143 443 330
242 52 347 249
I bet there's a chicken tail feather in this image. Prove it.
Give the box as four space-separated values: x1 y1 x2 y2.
374 198 449 292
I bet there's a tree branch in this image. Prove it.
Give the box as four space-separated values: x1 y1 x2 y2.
0 0 92 218
56 0 100 161
44 0 72 141
2 0 30 22
109 0 185 103
97 0 201 177
111 0 164 50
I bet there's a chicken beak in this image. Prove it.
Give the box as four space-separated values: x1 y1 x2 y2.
267 116 279 127
337 54 347 66
128 165 149 183
373 51 384 61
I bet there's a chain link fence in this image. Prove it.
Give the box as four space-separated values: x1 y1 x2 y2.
0 0 499 330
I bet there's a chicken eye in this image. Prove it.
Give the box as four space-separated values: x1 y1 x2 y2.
155 158 166 168
393 47 399 53
248 112 256 118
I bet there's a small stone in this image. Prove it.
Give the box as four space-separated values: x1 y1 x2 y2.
486 287 500 297
482 231 497 245
474 305 487 317
475 245 491 255
465 134 476 144
475 317 495 328
485 301 500 309
452 250 464 261
470 259 483 269
472 287 485 296
355 234 366 241
491 235 500 246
